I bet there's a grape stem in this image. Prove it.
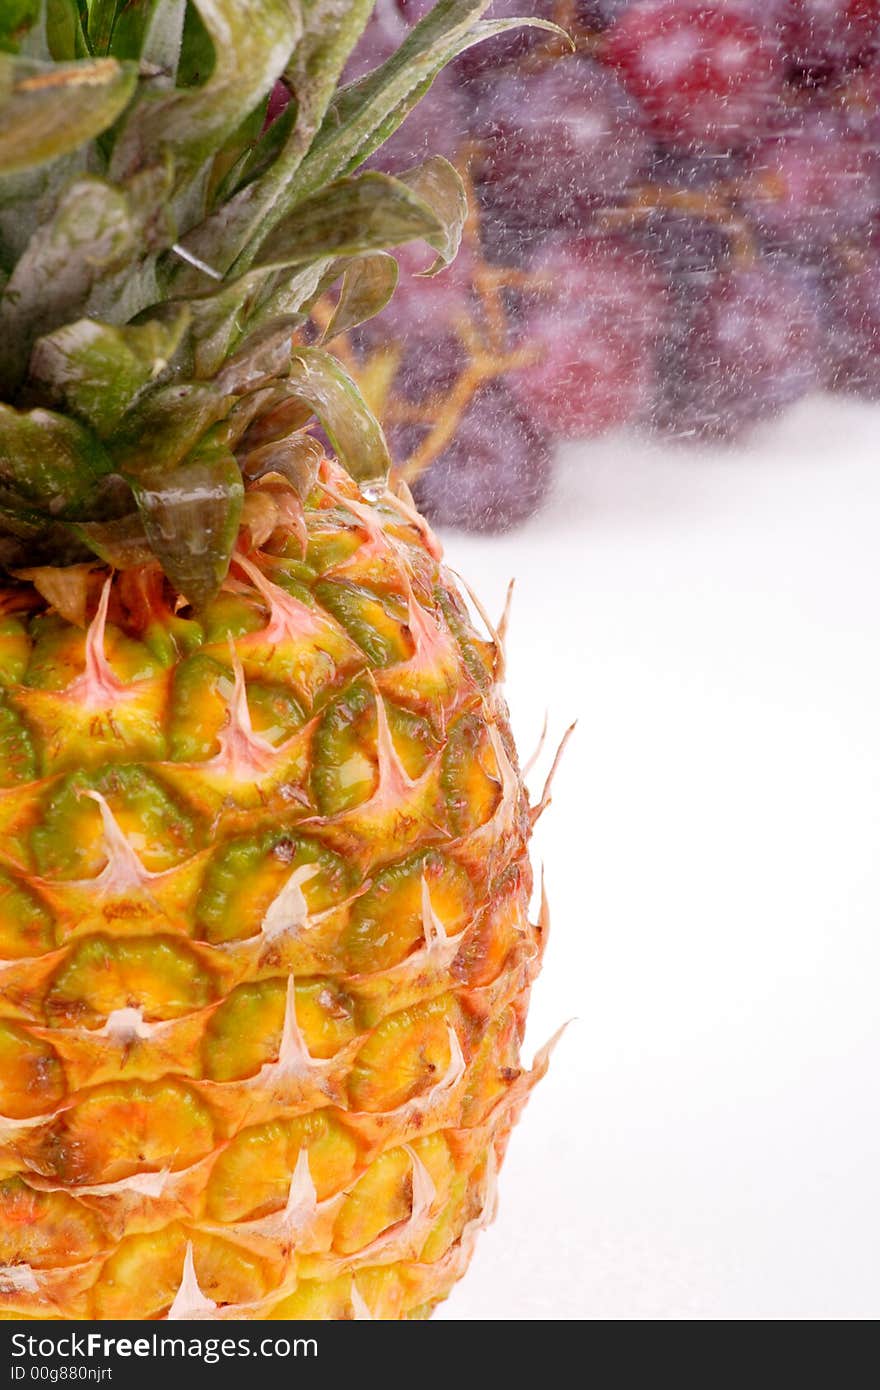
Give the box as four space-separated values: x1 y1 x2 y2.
597 183 758 268
396 341 540 485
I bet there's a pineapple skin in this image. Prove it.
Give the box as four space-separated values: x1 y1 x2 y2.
0 459 547 1321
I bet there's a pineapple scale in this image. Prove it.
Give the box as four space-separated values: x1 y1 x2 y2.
0 460 547 1321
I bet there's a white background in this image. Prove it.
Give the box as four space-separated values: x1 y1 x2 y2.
434 395 880 1320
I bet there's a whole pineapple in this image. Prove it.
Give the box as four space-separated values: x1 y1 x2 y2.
0 0 555 1321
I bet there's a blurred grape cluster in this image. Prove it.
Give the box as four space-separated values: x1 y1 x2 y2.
342 1 880 530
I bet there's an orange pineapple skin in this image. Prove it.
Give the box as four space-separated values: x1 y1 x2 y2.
0 461 547 1321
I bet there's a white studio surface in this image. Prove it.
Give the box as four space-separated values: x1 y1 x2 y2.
434 394 880 1321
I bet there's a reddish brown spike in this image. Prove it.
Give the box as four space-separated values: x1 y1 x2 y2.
534 866 551 961
523 710 549 779
117 565 171 635
496 578 515 652
530 721 577 825
385 481 443 560
449 566 507 682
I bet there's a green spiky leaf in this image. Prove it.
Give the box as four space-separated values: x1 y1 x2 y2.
0 0 541 595
29 310 190 435
181 260 326 380
107 0 188 70
0 2 40 54
285 347 391 486
298 1 491 195
179 157 464 372
241 429 323 491
173 157 464 373
74 512 154 568
315 10 567 185
173 0 486 281
45 0 91 61
251 168 455 270
395 156 466 271
320 251 398 341
0 54 136 174
109 380 234 476
0 510 92 567
0 404 113 515
133 431 244 606
0 163 175 393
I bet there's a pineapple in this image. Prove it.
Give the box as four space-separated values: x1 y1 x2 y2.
0 1 557 1320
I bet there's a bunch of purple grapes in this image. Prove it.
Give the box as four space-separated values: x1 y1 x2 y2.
347 0 880 530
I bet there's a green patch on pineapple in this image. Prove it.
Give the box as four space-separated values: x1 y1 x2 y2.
0 615 31 684
435 585 495 693
442 707 503 837
201 974 358 1081
304 521 364 573
342 848 473 974
312 675 438 818
0 866 56 960
313 580 410 667
20 612 89 691
0 699 35 785
138 606 205 667
21 605 164 689
32 764 200 878
170 648 307 762
309 675 375 816
198 591 267 645
168 650 232 762
45 933 219 1028
195 828 349 945
246 678 306 743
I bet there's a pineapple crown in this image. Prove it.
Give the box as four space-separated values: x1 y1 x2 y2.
0 1 553 606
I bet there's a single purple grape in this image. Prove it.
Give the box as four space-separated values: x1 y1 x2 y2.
635 153 748 282
744 115 880 254
654 260 826 438
602 0 782 152
633 207 732 286
471 56 649 237
507 234 667 437
474 200 546 269
827 252 880 396
776 0 880 87
647 147 748 193
839 55 880 148
409 382 553 532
